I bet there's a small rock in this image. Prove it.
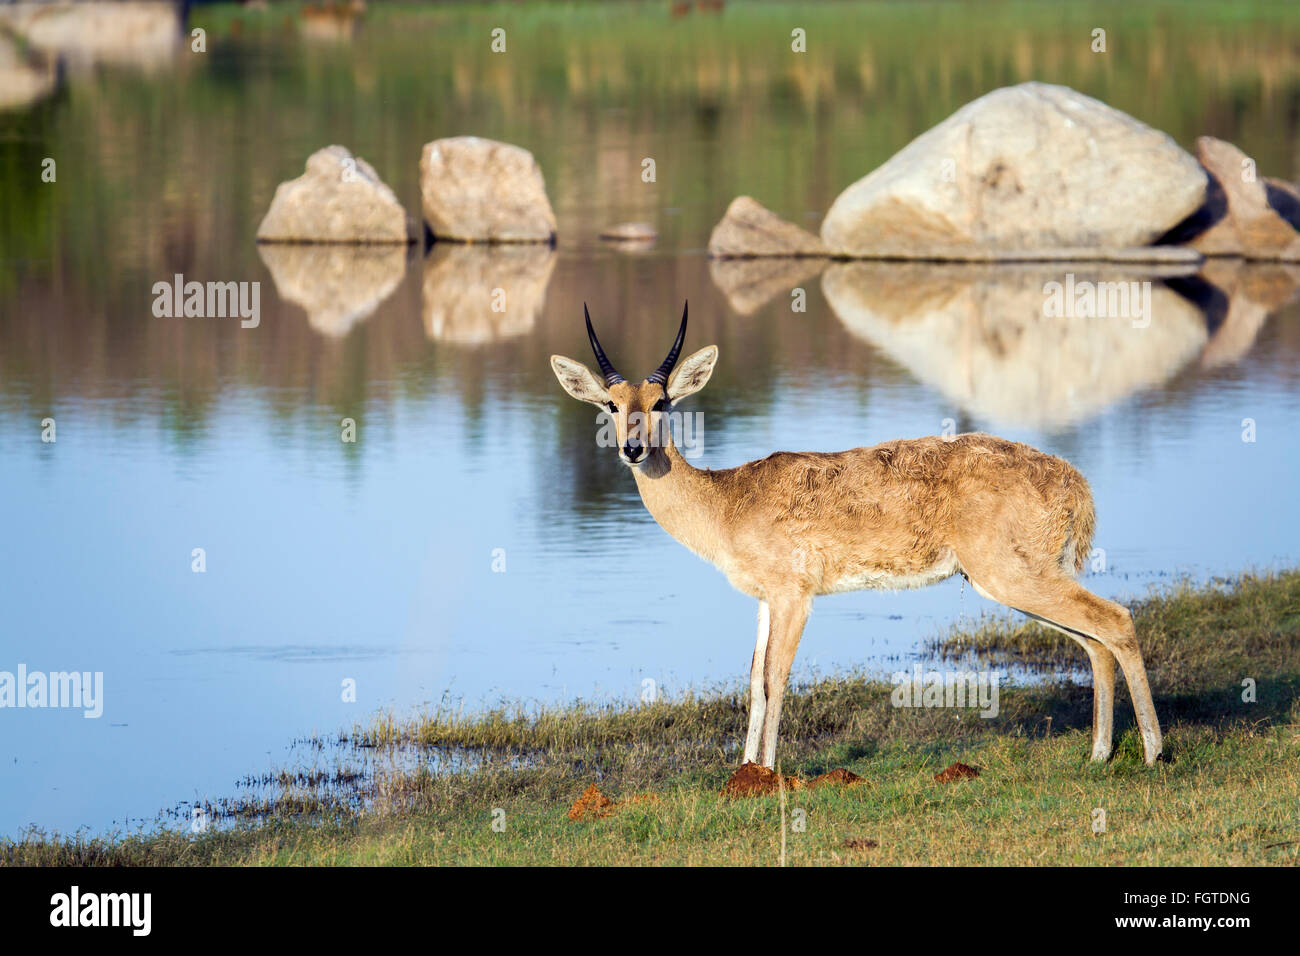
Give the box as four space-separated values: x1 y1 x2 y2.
820 82 1207 258
599 221 657 241
1173 137 1300 261
256 145 416 244
709 196 827 258
419 136 557 243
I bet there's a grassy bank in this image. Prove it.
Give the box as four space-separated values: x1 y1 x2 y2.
5 571 1299 866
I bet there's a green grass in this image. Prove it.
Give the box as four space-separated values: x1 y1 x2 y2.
5 570 1299 866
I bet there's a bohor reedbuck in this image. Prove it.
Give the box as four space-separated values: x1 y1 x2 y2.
550 304 1162 769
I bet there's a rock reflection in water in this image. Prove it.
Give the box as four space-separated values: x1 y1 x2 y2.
422 244 557 344
821 261 1212 430
709 256 828 316
1195 261 1300 369
258 244 408 337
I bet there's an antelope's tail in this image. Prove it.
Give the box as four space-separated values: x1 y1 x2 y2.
1061 470 1097 576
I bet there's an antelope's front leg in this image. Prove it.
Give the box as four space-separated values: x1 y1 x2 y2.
742 601 770 764
758 594 812 768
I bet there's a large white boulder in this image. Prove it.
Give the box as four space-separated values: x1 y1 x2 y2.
419 137 557 243
821 82 1208 259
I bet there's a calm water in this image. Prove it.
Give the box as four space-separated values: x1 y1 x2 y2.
2 1 1299 837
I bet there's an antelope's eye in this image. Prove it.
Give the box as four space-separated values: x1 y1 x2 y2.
605 402 617 414
652 398 666 412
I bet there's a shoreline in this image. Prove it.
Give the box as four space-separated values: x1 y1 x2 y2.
5 569 1298 866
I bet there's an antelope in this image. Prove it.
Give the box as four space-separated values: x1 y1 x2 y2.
550 304 1163 769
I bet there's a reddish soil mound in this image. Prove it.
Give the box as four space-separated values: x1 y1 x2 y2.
843 837 879 850
567 786 660 821
808 768 865 789
567 783 615 821
934 762 981 784
722 763 867 797
721 761 803 797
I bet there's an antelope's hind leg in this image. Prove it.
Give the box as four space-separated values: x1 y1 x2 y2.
1025 617 1117 762
963 564 1162 766
1074 637 1117 762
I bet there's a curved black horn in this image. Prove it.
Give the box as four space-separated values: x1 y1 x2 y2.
646 302 688 387
585 304 625 386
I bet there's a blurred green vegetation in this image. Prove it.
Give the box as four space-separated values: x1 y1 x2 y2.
0 0 1297 433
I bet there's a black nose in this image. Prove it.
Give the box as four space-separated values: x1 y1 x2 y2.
623 440 644 460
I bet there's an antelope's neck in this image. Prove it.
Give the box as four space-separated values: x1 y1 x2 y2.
630 440 724 563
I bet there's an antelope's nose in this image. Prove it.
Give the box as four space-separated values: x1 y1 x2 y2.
623 439 645 462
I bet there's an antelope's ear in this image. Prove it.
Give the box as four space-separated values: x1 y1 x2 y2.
667 346 718 402
550 355 611 406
